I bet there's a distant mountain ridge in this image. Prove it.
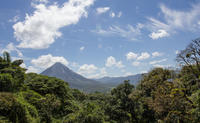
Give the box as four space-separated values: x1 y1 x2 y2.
41 62 144 92
95 74 144 88
41 62 109 93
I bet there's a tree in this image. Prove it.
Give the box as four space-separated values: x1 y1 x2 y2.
0 52 25 92
138 68 171 97
3 52 11 63
176 38 200 78
105 80 136 122
0 92 39 123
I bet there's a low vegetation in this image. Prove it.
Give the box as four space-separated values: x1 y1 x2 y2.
0 38 200 123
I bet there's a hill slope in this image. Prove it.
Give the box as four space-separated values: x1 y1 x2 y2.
41 62 109 93
95 74 144 88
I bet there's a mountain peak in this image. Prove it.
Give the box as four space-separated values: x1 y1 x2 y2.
52 62 66 67
41 62 108 93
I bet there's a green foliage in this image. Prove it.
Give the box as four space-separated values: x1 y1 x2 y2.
64 102 106 123
178 65 200 95
71 89 87 102
25 73 72 99
105 80 136 122
25 73 80 122
0 74 14 92
139 68 171 97
3 52 11 63
0 42 200 123
0 92 39 123
0 52 25 92
190 90 200 122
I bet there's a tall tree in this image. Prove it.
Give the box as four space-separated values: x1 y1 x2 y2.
176 38 200 78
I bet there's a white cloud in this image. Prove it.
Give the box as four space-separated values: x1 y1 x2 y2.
149 29 169 39
1 43 23 57
124 72 133 76
22 62 39 73
153 64 172 68
96 7 110 14
149 58 167 65
94 23 144 41
87 67 107 79
105 56 124 68
137 52 150 60
31 54 69 69
27 66 40 73
20 63 26 68
160 4 200 30
13 0 94 49
132 61 140 66
78 64 98 74
9 16 20 23
152 51 163 57
117 11 122 18
175 50 179 55
126 52 138 60
148 3 200 39
99 67 107 76
110 12 115 18
147 17 170 32
140 70 147 74
33 0 48 4
70 62 80 68
80 46 85 51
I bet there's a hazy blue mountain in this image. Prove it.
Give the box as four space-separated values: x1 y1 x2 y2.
41 62 109 93
95 74 144 88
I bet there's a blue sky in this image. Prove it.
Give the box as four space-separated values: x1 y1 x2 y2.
0 0 200 78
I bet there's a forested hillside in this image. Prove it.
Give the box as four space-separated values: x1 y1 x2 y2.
0 38 200 123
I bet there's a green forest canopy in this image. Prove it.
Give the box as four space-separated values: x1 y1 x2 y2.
0 38 200 123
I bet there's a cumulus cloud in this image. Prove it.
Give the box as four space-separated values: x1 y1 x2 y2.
93 23 144 41
20 63 26 68
132 61 140 66
126 52 138 60
140 70 147 74
117 11 122 18
31 54 69 70
9 16 20 23
149 29 169 39
152 51 163 57
86 67 108 79
126 51 163 63
80 46 85 51
105 56 124 68
78 64 98 74
148 3 200 39
137 52 150 60
13 0 94 49
20 63 40 73
149 58 167 65
26 66 40 73
110 12 115 18
1 43 23 57
70 62 80 68
96 7 110 14
124 72 133 76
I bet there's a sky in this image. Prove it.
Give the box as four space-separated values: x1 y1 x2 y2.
0 0 200 78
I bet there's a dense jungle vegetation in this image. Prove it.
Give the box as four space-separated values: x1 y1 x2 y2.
0 38 200 123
